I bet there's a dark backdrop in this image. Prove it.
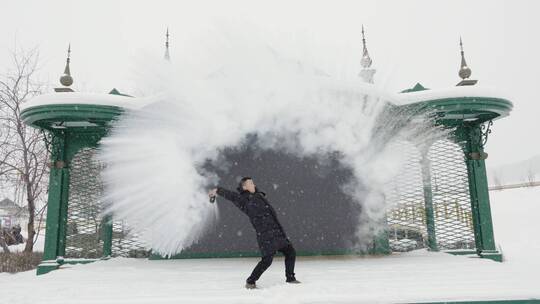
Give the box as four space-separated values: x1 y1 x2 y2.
182 136 365 256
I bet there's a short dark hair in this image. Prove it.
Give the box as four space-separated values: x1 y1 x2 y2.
240 176 252 184
236 176 253 192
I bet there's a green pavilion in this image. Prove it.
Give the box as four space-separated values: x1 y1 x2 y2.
21 31 512 275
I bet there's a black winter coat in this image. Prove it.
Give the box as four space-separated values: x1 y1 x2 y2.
216 186 290 256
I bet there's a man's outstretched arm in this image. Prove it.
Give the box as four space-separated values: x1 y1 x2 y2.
209 186 248 211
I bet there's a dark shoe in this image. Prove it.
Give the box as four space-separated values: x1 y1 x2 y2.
245 282 257 289
286 278 301 284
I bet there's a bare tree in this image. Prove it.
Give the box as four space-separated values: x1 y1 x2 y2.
0 48 49 253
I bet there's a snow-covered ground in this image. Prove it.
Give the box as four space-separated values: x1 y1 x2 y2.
1 187 539 303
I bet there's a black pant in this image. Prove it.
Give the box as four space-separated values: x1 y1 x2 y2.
246 243 296 284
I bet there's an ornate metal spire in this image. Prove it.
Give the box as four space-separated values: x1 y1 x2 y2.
359 25 376 83
361 25 372 68
457 37 477 86
55 44 74 92
459 37 471 79
164 27 170 61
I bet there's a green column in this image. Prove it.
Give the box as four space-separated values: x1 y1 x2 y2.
373 219 391 255
102 214 113 258
372 190 391 255
37 132 68 275
457 123 502 262
57 169 70 260
420 148 438 251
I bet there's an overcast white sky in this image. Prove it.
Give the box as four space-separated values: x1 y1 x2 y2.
1 0 539 168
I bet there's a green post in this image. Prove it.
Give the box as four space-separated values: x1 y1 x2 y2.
37 132 68 275
57 168 70 260
420 148 438 251
102 214 113 258
457 122 502 262
372 193 391 254
373 225 391 254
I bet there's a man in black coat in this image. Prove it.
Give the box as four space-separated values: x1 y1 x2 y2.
209 177 300 289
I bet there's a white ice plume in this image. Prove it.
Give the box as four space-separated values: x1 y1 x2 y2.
98 21 444 256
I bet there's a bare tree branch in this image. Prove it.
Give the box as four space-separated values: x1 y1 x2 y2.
0 47 48 253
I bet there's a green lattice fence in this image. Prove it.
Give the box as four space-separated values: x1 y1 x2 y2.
429 140 475 250
57 135 482 260
111 220 148 258
386 141 428 252
65 147 148 259
65 148 104 259
65 139 475 258
386 138 475 252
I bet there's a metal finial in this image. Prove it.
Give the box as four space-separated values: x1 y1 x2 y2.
361 24 366 45
358 25 376 84
164 27 170 61
360 24 372 69
456 37 477 86
459 36 471 80
59 44 73 87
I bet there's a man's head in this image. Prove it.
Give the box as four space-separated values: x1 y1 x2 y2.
239 176 256 193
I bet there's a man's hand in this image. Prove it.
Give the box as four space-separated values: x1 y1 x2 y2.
208 188 218 199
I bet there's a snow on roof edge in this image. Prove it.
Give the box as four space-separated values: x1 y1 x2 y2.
391 85 512 106
21 92 146 111
21 85 512 112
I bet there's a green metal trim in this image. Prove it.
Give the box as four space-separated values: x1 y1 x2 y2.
20 104 124 130
36 262 60 275
445 249 478 256
149 248 387 260
61 259 100 265
401 82 429 93
479 249 503 262
396 96 513 126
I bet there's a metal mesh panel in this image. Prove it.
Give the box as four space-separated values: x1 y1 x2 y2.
428 140 475 250
65 148 104 258
112 220 149 258
385 139 475 252
65 138 474 257
65 147 148 259
385 141 428 252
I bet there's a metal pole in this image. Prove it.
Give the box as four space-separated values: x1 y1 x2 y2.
37 132 67 275
457 123 502 262
420 148 438 251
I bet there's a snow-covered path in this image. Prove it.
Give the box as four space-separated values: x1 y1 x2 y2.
1 187 539 304
1 251 537 304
